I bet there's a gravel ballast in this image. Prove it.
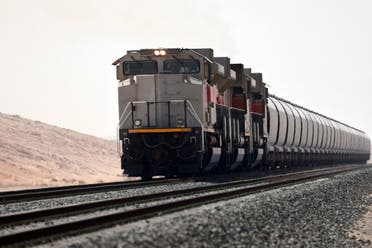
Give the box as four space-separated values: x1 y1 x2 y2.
0 166 343 215
35 166 372 248
0 181 217 215
0 183 267 236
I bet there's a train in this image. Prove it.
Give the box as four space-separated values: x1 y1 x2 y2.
113 48 371 179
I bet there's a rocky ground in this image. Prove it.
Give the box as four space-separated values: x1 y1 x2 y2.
0 113 123 190
350 203 372 245
30 166 372 248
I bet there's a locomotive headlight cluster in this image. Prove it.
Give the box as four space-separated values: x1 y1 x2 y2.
154 49 167 56
134 119 142 127
176 119 184 127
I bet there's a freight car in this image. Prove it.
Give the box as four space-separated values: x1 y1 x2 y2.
113 48 370 179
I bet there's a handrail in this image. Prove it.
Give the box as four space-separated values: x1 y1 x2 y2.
117 99 205 155
117 102 132 155
185 100 204 150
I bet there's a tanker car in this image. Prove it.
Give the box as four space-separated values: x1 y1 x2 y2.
113 48 371 179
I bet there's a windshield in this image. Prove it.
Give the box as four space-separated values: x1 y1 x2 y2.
123 61 157 75
163 59 200 74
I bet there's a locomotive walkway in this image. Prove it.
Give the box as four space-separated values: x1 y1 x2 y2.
0 164 369 247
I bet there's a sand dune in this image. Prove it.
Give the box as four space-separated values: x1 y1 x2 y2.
0 113 124 191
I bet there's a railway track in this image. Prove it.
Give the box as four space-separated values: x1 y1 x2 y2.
0 177 184 203
0 164 369 247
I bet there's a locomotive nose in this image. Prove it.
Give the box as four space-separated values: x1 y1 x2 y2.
128 74 200 129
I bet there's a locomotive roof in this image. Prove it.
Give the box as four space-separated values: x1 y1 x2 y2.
112 48 214 65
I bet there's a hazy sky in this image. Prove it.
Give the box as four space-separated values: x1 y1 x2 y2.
1 0 372 139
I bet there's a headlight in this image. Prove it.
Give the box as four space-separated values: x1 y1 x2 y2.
154 49 166 56
134 119 142 127
176 119 184 127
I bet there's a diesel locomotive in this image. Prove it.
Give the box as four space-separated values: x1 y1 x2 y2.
113 48 371 179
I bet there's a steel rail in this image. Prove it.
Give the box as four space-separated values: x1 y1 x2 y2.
0 178 183 203
0 164 369 247
0 164 364 225
0 164 363 203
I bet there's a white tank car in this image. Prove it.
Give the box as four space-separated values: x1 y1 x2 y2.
266 95 370 166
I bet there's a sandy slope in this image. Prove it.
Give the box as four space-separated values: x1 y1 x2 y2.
0 113 124 191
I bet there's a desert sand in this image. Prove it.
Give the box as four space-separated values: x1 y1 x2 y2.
0 113 126 191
